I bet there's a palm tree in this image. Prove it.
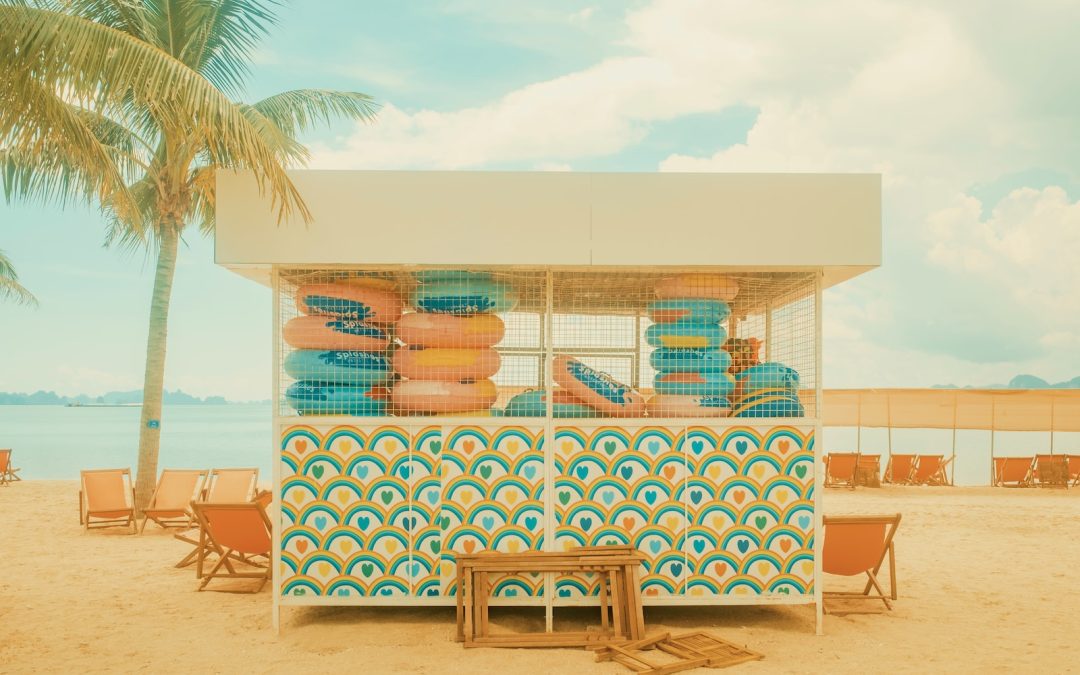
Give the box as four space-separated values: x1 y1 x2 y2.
1 1 378 510
0 250 37 306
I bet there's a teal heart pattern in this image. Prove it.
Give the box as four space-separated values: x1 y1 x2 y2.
279 423 815 601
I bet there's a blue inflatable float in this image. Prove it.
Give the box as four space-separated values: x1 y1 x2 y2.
647 298 731 324
736 362 800 392
653 371 736 397
645 322 726 349
286 381 389 416
502 389 598 418
284 349 392 386
650 348 732 374
733 388 805 418
411 279 519 314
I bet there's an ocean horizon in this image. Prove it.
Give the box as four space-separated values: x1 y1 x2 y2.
3 404 1069 486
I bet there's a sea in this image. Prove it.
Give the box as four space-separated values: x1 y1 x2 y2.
1 405 1071 486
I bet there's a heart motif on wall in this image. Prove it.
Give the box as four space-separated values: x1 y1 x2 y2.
295 439 308 454
462 440 475 454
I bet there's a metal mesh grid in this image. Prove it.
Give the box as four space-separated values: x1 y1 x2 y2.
275 267 817 419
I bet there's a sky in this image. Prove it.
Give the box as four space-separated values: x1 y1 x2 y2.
2 0 1079 401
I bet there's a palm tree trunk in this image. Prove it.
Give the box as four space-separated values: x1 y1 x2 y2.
133 225 179 513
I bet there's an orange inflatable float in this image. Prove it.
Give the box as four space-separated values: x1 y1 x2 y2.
552 356 645 417
392 379 498 414
295 283 403 324
396 313 504 348
392 347 501 381
282 315 389 351
655 274 740 302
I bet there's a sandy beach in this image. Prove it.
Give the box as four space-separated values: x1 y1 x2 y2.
1 481 1077 674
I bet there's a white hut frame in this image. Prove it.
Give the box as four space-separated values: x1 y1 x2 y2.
216 171 881 635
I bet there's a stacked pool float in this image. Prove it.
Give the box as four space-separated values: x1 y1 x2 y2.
645 274 739 417
501 357 646 418
392 271 516 415
731 361 805 418
283 275 403 415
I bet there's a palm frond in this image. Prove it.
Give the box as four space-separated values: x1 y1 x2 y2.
184 0 280 97
1 4 309 223
0 70 145 224
0 249 38 307
251 89 379 137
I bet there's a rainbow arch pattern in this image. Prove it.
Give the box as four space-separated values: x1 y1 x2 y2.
279 423 814 601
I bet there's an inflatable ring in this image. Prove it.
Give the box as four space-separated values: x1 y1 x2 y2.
286 382 390 416
411 279 519 315
650 348 732 374
736 362 800 392
414 270 495 284
392 379 498 414
503 389 599 418
392 347 501 381
646 394 731 418
337 273 399 292
552 356 644 417
283 315 389 352
648 299 731 324
397 313 505 348
645 323 726 349
655 274 739 301
284 349 392 386
653 371 736 397
296 283 403 324
733 389 805 418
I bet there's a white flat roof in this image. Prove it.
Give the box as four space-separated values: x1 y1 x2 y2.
215 170 881 287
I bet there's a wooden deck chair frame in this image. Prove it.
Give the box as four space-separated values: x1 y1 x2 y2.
822 514 901 613
993 457 1034 488
140 469 208 533
191 501 272 593
0 449 21 485
883 454 917 485
855 454 882 487
912 455 952 486
1033 454 1069 489
79 468 136 533
824 453 859 488
175 467 259 571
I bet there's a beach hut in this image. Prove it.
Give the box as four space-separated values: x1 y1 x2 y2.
214 171 881 633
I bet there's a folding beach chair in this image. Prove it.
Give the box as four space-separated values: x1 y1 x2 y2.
79 469 136 533
0 449 21 485
911 455 952 486
855 454 881 487
140 469 208 533
883 454 917 484
1033 455 1069 489
190 501 272 593
1069 456 1080 488
824 453 859 488
822 513 901 612
176 468 258 570
993 457 1034 488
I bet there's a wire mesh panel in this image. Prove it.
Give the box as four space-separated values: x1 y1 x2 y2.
276 267 817 419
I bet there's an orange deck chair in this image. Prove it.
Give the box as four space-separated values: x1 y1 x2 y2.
191 501 272 593
911 455 952 486
883 454 917 484
822 513 902 612
855 454 881 487
1033 454 1069 488
824 453 859 488
1069 456 1080 487
79 469 136 532
0 449 21 485
176 468 259 570
993 457 1034 487
140 469 208 533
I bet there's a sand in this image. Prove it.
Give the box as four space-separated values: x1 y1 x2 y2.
1 481 1078 674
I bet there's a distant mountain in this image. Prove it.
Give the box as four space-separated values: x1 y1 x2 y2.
932 374 1080 390
0 389 261 405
